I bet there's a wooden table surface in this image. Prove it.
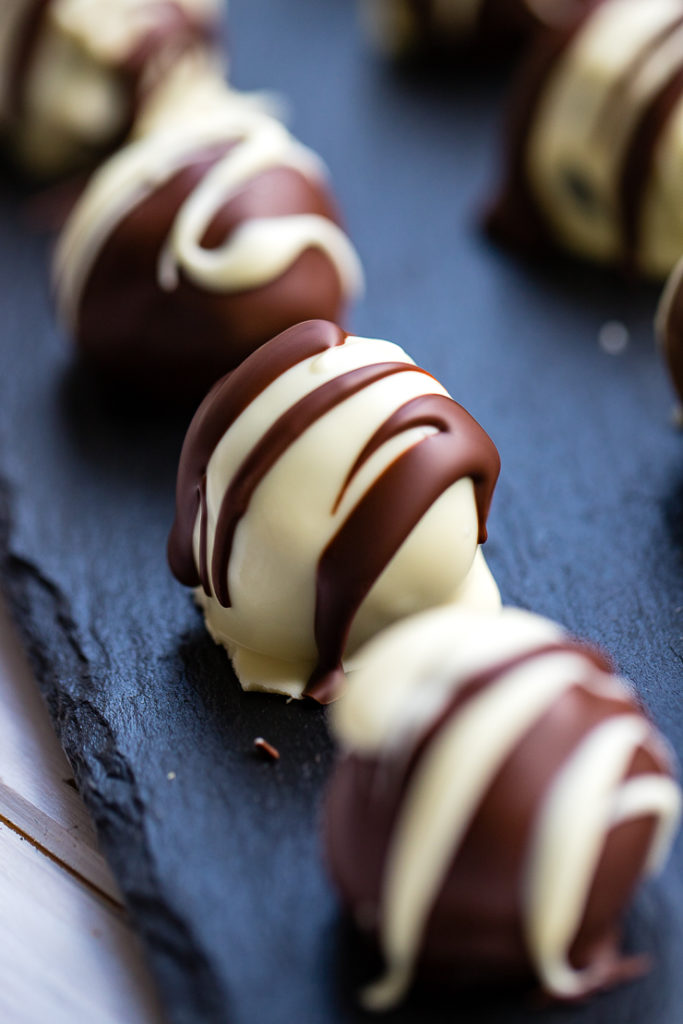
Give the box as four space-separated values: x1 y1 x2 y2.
0 599 166 1024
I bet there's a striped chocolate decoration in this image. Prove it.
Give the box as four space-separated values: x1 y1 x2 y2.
168 320 500 702
326 606 680 1007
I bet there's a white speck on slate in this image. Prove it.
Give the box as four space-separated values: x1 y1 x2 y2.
598 321 629 355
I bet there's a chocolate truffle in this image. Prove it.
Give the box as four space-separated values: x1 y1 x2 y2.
656 255 683 406
0 0 223 178
167 320 501 703
53 99 363 402
325 605 681 1009
358 0 590 60
488 0 683 278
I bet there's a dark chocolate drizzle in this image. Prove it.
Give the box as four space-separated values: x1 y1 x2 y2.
168 320 500 704
306 394 499 702
208 361 426 608
168 319 346 585
392 639 614 790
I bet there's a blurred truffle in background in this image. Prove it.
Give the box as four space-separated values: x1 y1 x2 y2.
488 0 683 278
325 605 681 1010
53 84 363 403
0 0 224 179
357 0 591 62
656 255 683 409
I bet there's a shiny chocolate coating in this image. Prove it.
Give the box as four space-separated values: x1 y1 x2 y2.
325 607 680 1008
53 106 363 404
167 321 501 702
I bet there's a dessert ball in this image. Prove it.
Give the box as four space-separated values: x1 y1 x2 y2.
656 256 683 406
167 320 501 703
358 0 590 60
53 99 363 402
0 0 223 178
488 0 683 278
325 605 681 1009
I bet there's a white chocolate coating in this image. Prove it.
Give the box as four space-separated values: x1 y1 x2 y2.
53 96 363 333
526 0 683 277
331 606 680 1008
192 335 500 700
0 0 224 177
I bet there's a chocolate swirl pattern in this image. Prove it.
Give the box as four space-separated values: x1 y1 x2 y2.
168 320 501 703
488 0 683 277
326 606 681 1008
53 102 363 401
0 0 222 177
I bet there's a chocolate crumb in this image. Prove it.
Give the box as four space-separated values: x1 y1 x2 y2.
254 737 280 761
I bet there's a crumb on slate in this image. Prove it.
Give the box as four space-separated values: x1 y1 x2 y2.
167 771 177 781
254 737 280 761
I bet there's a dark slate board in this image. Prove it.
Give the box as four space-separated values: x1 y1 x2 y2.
1 2 683 1022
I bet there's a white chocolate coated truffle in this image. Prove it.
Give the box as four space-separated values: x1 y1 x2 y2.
520 0 683 276
168 321 501 702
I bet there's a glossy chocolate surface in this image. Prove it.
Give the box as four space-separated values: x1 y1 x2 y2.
325 644 670 997
76 157 347 403
168 320 500 702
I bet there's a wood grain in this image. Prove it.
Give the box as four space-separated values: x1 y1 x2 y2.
0 601 165 1023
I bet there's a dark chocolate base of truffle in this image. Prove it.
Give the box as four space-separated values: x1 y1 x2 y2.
324 675 666 1006
72 157 347 405
76 246 346 407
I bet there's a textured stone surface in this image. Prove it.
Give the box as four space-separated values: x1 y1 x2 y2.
0 1 682 1022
